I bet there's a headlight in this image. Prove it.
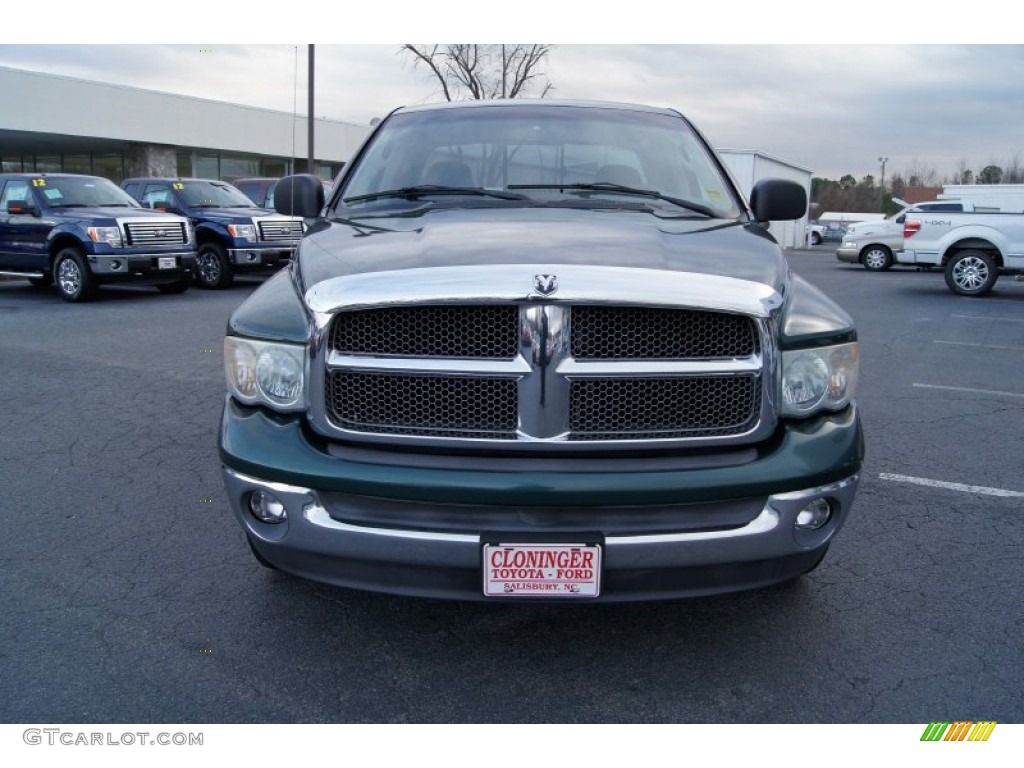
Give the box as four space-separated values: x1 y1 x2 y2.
224 337 305 411
227 223 257 240
87 226 123 247
781 343 859 417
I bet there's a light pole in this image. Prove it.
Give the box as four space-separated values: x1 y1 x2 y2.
878 156 888 191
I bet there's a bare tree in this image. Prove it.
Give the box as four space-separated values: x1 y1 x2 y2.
1003 153 1023 184
904 157 939 188
949 158 973 185
402 44 553 101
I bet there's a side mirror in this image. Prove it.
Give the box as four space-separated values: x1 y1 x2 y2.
748 179 807 222
7 201 38 216
274 174 325 218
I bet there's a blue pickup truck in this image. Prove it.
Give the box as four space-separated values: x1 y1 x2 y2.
0 173 196 302
121 178 304 289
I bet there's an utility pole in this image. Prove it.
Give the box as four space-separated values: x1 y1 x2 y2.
308 45 315 176
878 156 888 213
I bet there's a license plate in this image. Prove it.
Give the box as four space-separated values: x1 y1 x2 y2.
483 543 601 598
157 257 176 270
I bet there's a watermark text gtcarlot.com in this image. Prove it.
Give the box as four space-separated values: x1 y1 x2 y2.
23 729 203 747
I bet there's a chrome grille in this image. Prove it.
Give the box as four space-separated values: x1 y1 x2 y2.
571 306 758 359
330 306 518 358
123 221 187 246
258 219 303 242
313 270 778 451
568 376 760 440
325 372 518 439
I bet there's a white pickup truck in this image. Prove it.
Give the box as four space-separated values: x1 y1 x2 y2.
837 200 987 271
896 211 1024 295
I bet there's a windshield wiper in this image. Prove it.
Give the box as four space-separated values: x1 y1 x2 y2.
344 185 529 204
508 183 716 217
192 204 223 208
53 203 90 208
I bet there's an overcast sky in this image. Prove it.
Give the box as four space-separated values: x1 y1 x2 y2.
2 36 1022 182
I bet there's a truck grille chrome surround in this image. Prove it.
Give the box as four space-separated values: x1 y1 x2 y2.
258 219 303 243
121 219 188 246
307 265 783 452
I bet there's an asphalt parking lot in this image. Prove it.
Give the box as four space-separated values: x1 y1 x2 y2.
1 251 1022 724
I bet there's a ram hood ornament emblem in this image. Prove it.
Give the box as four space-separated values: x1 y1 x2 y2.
533 273 558 296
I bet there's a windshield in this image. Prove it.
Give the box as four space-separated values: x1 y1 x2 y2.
35 177 140 209
177 180 256 208
340 104 742 218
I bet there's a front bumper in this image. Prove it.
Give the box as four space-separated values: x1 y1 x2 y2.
220 400 864 602
88 252 196 277
836 244 860 263
227 246 297 267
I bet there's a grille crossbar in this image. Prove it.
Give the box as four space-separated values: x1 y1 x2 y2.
123 221 188 246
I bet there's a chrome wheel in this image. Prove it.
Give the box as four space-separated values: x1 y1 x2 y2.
862 247 892 271
52 248 96 302
945 250 998 297
57 257 82 295
195 243 233 289
951 256 988 291
196 250 222 285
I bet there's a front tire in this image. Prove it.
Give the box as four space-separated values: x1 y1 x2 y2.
53 247 97 302
810 232 822 246
195 242 234 289
945 250 998 296
861 245 893 271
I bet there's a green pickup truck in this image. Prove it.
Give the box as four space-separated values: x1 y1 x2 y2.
219 99 863 602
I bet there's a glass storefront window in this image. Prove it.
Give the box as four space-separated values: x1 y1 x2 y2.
195 154 219 179
93 153 125 183
1 158 25 172
177 151 193 178
220 155 259 182
34 155 61 173
260 158 288 177
63 154 92 174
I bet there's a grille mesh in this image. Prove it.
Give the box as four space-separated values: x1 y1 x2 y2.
569 376 760 439
123 221 188 246
330 306 518 358
571 306 758 359
326 372 518 438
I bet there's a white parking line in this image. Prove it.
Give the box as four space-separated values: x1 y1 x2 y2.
879 473 1024 498
912 383 1024 399
934 340 1024 351
952 314 1024 323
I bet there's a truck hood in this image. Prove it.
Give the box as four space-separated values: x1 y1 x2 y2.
48 207 187 221
297 207 789 296
188 207 284 224
846 220 899 237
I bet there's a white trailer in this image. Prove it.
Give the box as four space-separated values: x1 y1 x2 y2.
937 184 1024 212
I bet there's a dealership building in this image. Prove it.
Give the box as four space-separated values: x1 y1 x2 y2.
1 65 812 247
0 66 367 183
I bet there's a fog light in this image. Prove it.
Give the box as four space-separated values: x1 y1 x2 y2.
246 252 258 262
110 260 122 270
795 498 832 530
248 490 287 523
